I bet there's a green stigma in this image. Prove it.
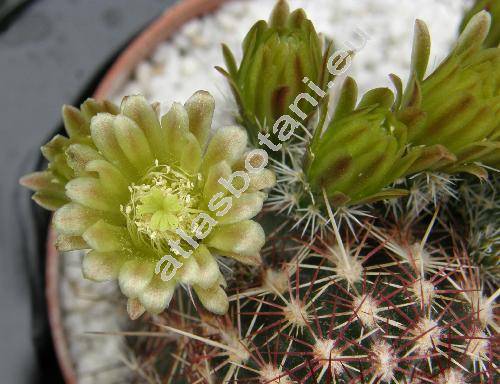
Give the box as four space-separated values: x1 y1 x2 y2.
123 162 202 253
136 188 182 232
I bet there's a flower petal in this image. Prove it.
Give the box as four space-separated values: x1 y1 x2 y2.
82 220 129 252
193 283 229 315
82 250 123 281
90 113 135 176
55 235 88 251
32 193 67 210
121 95 167 162
54 202 99 236
181 133 202 174
138 276 176 314
207 220 265 265
65 144 103 175
203 161 232 201
65 177 115 212
177 255 201 285
80 98 119 121
62 105 87 138
20 171 65 194
202 126 248 175
161 102 190 161
114 115 154 173
185 90 215 149
40 134 68 162
248 169 276 192
85 159 129 202
217 192 266 225
127 298 146 320
119 259 155 298
192 245 220 290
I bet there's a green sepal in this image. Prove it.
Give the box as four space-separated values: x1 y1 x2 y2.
405 145 457 174
354 189 410 206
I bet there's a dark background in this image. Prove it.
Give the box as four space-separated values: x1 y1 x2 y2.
0 1 176 382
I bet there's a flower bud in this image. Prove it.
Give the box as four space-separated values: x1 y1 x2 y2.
218 0 333 146
306 78 423 206
399 13 500 176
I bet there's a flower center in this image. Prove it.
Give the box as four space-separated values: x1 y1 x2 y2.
123 163 202 253
137 189 182 232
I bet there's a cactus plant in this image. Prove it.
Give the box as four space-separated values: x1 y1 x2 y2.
20 1 498 383
128 208 498 383
458 176 499 292
264 9 500 240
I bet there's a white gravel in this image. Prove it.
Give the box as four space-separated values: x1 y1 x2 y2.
60 252 130 384
61 0 472 382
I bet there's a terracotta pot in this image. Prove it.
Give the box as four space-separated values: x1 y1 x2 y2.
46 0 230 382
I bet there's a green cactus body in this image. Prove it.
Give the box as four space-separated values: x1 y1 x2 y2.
157 213 497 383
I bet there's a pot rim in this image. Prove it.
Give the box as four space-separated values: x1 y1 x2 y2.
46 0 230 382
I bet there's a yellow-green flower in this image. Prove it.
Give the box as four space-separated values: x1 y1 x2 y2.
22 91 275 318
